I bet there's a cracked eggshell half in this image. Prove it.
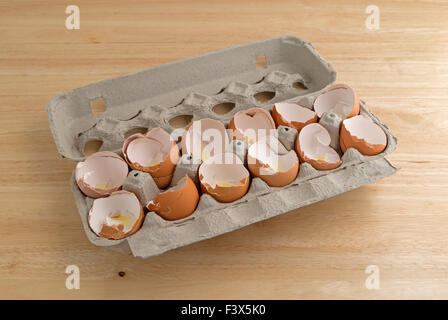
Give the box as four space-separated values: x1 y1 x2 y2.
296 123 342 170
228 107 276 145
313 84 359 119
272 102 318 132
199 152 250 203
340 115 387 156
123 127 179 189
88 190 144 240
247 136 299 187
75 151 129 199
147 175 199 221
181 118 229 162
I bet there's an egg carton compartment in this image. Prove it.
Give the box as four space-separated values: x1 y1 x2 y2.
49 35 398 258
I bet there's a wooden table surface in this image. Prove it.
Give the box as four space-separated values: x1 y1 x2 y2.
1 0 447 299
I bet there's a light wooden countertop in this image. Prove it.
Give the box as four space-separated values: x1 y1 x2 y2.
1 0 447 299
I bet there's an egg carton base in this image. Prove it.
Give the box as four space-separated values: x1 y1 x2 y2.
69 99 397 258
71 157 397 258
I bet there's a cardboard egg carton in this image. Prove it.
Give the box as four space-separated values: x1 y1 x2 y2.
48 36 398 258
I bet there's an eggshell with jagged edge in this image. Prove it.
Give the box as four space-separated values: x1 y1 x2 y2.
122 127 179 189
272 102 318 132
147 175 199 221
75 151 129 198
88 190 144 240
313 84 359 119
295 123 342 170
247 137 299 187
199 153 250 203
340 115 387 156
228 107 276 145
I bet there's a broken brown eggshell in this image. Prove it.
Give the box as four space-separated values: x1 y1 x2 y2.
199 152 250 203
295 123 342 170
75 151 129 198
181 118 229 162
122 127 180 189
340 115 387 156
272 102 318 132
228 107 276 145
147 175 199 221
313 84 359 119
247 136 299 187
88 190 144 240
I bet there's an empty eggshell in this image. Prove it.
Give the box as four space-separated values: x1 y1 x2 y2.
88 190 144 240
247 136 299 187
199 152 250 203
313 84 360 119
296 123 342 170
340 115 387 156
123 127 179 189
272 102 318 131
147 175 199 221
75 151 129 198
228 107 276 144
181 118 229 161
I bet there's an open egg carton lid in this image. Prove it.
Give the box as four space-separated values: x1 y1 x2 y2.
47 35 398 258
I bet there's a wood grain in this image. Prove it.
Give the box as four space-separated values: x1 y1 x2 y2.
0 0 447 299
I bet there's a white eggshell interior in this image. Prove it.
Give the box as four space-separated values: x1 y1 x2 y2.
75 154 128 190
89 191 141 235
343 115 387 145
275 102 316 123
314 86 355 118
126 137 166 167
299 123 340 164
125 128 173 167
184 119 229 160
248 137 298 174
199 152 249 188
146 128 173 154
234 109 275 143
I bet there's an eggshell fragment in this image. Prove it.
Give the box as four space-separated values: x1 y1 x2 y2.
181 118 229 161
75 151 129 198
123 127 179 189
88 190 144 240
296 123 342 170
340 115 387 156
228 107 276 144
199 153 250 203
247 136 299 187
147 175 199 221
314 84 359 119
272 102 318 131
